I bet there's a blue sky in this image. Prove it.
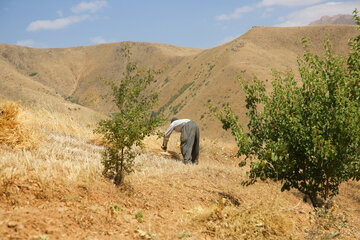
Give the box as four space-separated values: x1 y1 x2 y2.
0 0 359 49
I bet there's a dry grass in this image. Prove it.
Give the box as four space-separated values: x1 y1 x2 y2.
0 133 104 204
23 104 98 140
304 203 360 240
1 101 360 239
191 196 303 240
0 101 104 204
192 200 356 240
0 102 40 149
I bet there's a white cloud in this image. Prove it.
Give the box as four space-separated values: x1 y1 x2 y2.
278 16 285 22
56 10 63 17
277 1 359 27
16 39 35 47
90 36 107 44
25 0 107 32
261 7 275 18
257 0 326 7
71 0 108 14
216 6 254 21
26 15 89 31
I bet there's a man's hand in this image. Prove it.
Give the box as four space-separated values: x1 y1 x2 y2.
161 145 167 151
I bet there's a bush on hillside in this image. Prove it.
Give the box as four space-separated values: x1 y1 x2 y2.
95 45 165 185
212 9 360 207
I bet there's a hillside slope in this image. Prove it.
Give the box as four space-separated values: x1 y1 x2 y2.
154 25 358 139
0 42 201 121
0 25 358 139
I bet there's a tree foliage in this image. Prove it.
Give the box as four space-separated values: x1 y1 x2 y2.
95 45 165 185
212 9 360 207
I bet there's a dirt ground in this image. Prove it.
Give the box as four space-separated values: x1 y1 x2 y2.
0 140 242 239
0 102 359 239
1 136 360 240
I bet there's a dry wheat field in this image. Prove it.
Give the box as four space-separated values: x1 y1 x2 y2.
1 101 360 239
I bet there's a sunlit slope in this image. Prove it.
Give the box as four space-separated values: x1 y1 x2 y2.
155 25 358 139
0 25 357 139
0 41 201 122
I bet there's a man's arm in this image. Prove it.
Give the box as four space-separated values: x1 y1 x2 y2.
162 123 175 150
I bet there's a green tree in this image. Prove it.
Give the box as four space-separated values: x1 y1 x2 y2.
95 45 165 185
212 9 360 207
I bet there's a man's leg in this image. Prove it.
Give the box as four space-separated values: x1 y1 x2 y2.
181 122 196 164
191 123 200 164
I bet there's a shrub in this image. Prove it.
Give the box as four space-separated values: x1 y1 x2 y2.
212 9 360 207
95 45 165 185
135 210 144 222
178 231 190 239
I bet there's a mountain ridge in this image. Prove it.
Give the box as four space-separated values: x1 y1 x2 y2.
309 14 355 25
1 25 358 139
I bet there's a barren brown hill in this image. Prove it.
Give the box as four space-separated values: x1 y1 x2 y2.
0 25 358 139
0 42 202 123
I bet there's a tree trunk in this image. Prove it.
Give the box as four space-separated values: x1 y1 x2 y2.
309 193 320 208
114 149 125 185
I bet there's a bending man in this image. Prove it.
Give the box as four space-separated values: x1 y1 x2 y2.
162 117 200 164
